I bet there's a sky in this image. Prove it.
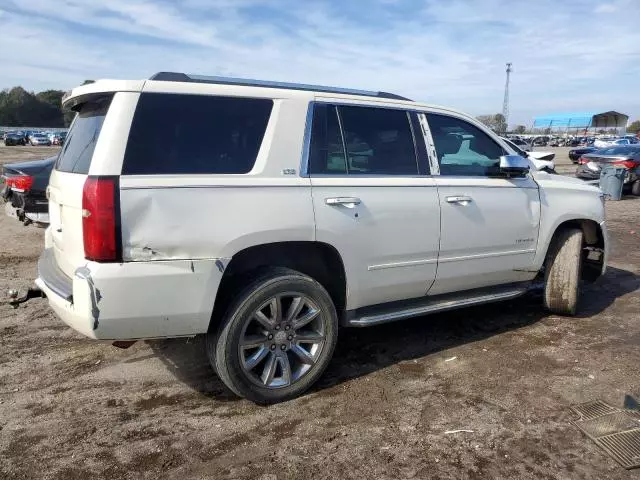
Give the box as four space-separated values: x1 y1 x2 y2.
1 0 639 126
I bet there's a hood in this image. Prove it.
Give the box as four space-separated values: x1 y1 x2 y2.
528 151 555 161
536 171 601 192
1 156 57 175
530 158 554 170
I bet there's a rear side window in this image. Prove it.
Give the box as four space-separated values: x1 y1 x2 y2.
122 93 272 175
309 104 418 175
55 96 112 174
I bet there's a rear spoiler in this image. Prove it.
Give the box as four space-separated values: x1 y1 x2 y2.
62 80 146 110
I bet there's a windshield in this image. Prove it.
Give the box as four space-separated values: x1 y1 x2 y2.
55 95 113 174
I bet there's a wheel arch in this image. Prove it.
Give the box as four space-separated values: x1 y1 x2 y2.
540 218 606 283
209 241 348 331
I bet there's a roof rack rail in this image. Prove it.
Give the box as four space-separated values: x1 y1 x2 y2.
149 72 412 101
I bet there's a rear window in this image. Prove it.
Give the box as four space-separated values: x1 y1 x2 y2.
55 96 112 174
122 93 273 175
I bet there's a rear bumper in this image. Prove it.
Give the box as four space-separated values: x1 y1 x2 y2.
3 190 49 222
36 248 226 340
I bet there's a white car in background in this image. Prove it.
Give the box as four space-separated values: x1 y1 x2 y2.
593 138 635 149
502 137 555 172
28 133 51 146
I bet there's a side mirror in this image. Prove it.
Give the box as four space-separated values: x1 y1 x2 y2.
499 155 530 176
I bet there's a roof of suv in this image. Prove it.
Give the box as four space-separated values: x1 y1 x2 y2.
61 72 470 121
149 72 413 101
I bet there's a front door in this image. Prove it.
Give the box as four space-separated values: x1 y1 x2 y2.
423 112 541 295
308 103 441 310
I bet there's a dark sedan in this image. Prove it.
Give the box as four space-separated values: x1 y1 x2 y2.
569 146 598 163
1 156 56 225
4 132 26 146
576 146 640 196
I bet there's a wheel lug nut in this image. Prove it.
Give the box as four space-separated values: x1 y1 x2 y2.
285 325 291 331
275 325 280 330
287 335 293 340
280 345 287 351
270 344 276 350
268 334 273 340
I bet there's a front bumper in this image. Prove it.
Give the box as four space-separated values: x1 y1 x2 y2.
36 248 225 340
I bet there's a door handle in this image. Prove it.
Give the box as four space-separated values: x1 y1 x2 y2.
325 197 361 208
446 195 473 205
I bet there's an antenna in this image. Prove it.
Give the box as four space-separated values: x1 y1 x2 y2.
502 63 512 133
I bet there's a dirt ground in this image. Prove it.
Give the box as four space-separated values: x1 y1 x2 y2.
0 145 638 480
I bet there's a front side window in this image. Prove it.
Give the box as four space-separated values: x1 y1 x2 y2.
308 104 418 175
123 93 273 175
426 113 506 176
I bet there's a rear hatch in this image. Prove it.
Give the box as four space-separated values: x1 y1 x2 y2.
48 95 114 278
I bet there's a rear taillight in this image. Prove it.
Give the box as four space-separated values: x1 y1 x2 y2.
578 157 589 165
6 175 34 192
612 160 640 169
82 176 121 262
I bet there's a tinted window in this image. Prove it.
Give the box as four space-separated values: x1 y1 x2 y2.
123 93 272 175
426 113 506 176
55 96 112 174
339 106 418 175
308 104 347 174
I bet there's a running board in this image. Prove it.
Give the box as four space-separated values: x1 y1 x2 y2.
345 284 530 327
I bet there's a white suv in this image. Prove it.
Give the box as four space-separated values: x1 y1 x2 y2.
36 73 608 403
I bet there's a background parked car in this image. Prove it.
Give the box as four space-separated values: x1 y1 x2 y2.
533 136 549 146
593 137 635 149
576 145 640 195
28 133 51 146
501 137 556 173
569 146 598 163
508 137 531 151
4 132 26 146
1 156 55 225
52 131 67 145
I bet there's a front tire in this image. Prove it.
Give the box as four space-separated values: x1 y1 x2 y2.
207 268 338 404
544 228 583 315
631 180 640 196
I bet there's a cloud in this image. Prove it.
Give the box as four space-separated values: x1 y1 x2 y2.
1 0 639 125
594 3 618 13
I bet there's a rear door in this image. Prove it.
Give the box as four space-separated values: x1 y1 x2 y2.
48 95 114 277
308 103 440 310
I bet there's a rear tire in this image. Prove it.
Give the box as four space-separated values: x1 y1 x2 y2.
206 268 338 404
631 180 640 196
544 228 583 316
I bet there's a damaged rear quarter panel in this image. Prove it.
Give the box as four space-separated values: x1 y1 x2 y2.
119 177 315 261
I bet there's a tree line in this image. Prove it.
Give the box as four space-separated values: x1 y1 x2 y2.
0 81 94 128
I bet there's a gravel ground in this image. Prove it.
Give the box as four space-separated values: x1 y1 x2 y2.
0 145 638 479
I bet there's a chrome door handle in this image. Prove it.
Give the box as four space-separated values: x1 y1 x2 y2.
325 197 361 208
446 195 473 205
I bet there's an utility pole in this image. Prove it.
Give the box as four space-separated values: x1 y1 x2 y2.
502 62 512 133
